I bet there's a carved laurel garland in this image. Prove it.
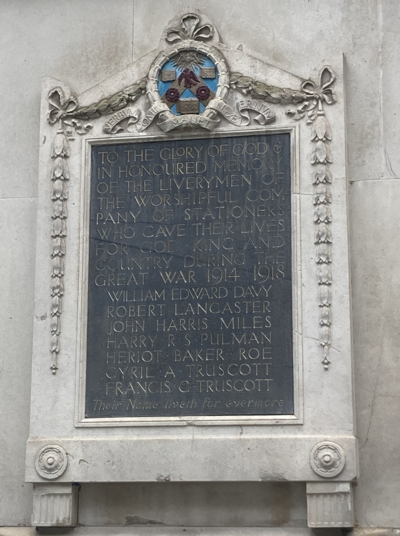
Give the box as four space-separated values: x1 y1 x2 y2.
65 78 147 120
229 72 307 105
46 13 337 371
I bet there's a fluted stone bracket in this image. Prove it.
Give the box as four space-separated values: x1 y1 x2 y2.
306 482 354 528
32 483 78 527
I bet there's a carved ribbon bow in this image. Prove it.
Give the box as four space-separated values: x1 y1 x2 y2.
48 87 92 134
47 87 78 124
287 66 336 123
302 66 336 106
165 13 214 43
302 66 336 121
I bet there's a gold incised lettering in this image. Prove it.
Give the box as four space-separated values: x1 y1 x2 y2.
87 135 292 418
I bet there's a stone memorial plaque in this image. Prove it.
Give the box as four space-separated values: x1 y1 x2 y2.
84 133 293 418
28 15 357 528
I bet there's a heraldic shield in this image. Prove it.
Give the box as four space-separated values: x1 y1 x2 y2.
158 52 219 116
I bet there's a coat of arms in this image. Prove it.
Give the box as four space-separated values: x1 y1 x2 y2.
136 13 276 132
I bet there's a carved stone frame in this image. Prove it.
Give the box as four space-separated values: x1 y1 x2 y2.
75 127 302 428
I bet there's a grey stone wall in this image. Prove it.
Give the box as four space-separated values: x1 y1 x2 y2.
0 0 399 529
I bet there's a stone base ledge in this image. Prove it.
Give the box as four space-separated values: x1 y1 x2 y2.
0 527 341 536
25 436 358 483
1 529 399 536
350 530 400 536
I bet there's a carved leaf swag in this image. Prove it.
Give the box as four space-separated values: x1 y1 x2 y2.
229 72 307 105
308 67 335 370
55 79 147 121
52 73 332 135
48 87 94 374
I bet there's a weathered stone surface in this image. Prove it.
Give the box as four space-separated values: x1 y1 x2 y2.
380 0 400 179
350 180 400 527
0 527 345 536
0 0 133 200
349 530 400 536
79 482 307 527
0 198 37 525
